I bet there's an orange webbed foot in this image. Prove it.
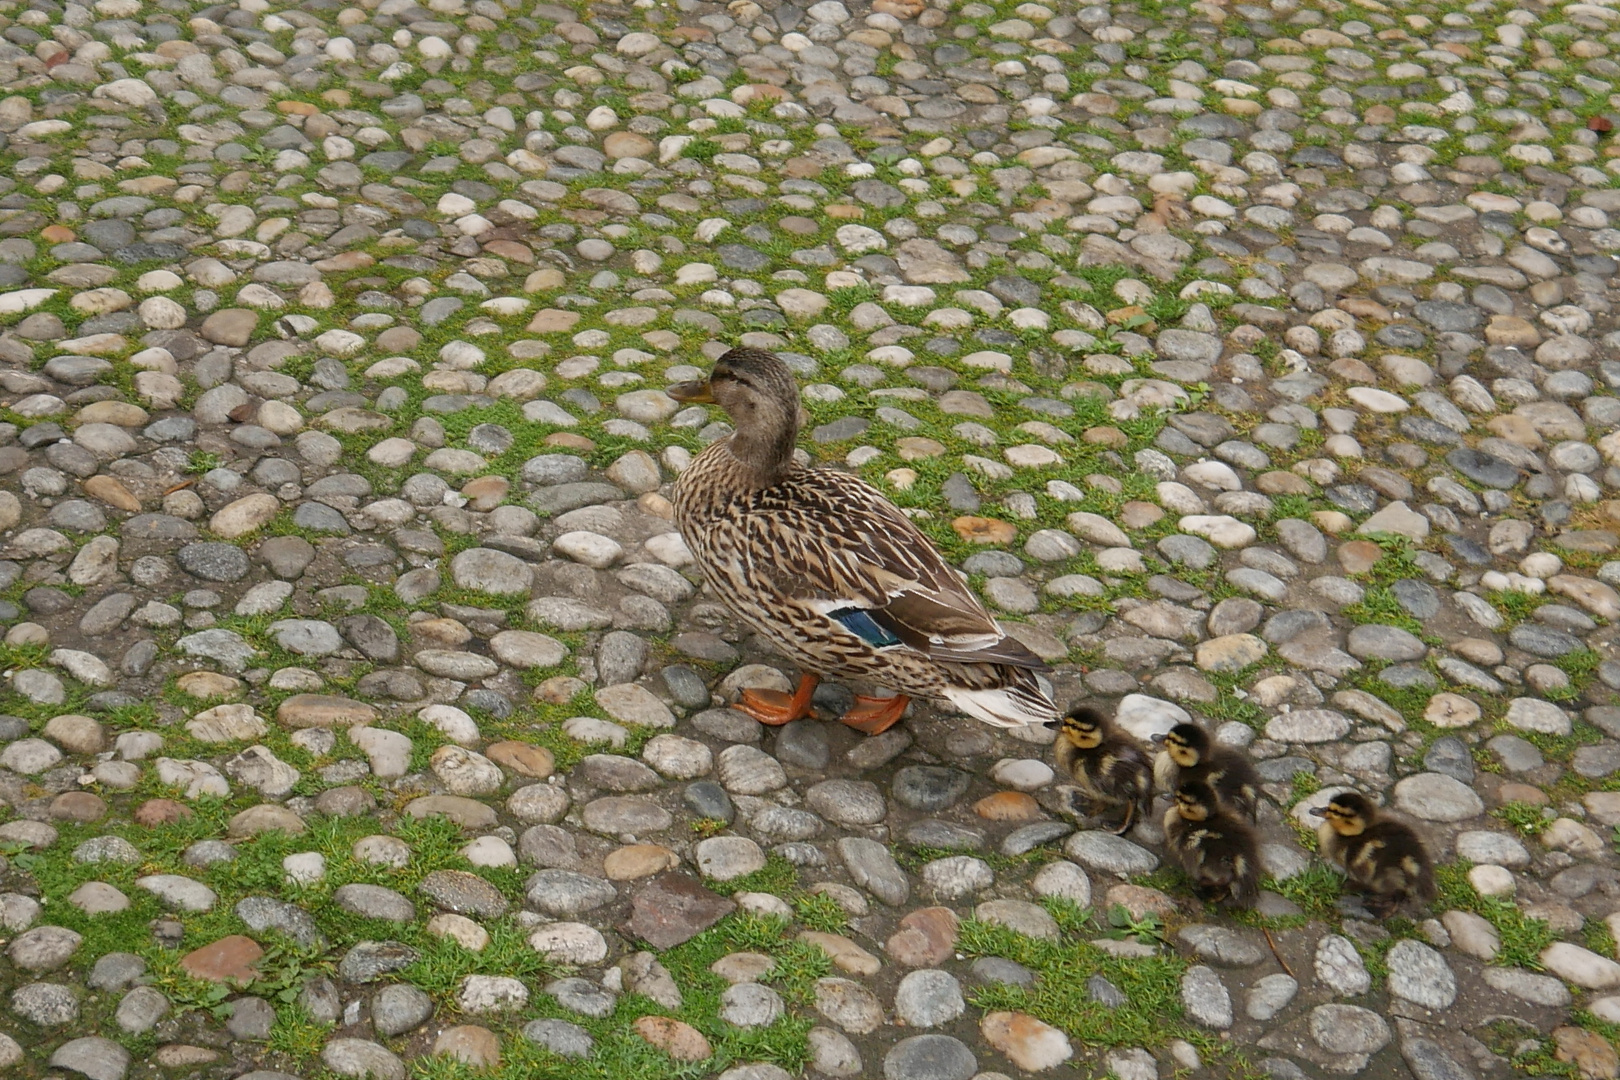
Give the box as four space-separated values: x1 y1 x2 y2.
733 673 820 726
839 693 910 735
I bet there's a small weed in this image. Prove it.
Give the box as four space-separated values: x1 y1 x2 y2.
1340 585 1424 636
791 892 850 934
1585 919 1618 961
266 1005 332 1060
1289 771 1322 808
185 450 224 475
1263 863 1344 922
1102 904 1171 947
1494 801 1553 837
704 853 798 898
1491 589 1545 626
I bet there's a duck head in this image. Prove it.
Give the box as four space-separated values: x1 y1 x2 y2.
1311 791 1374 836
668 347 804 484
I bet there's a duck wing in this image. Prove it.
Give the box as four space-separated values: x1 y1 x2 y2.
742 469 1050 672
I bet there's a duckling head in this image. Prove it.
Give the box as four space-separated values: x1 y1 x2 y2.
1047 706 1105 749
1153 723 1210 768
1174 779 1218 822
1311 791 1374 836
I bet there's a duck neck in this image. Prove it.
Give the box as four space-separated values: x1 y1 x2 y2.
724 417 798 489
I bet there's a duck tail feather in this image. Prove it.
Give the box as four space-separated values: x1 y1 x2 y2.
943 685 1061 729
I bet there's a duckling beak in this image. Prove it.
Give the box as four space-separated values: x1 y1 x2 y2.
1309 806 1329 818
1042 719 1060 730
666 379 715 404
1149 732 1167 745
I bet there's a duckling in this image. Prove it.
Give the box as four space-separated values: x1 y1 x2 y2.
1151 723 1262 823
1047 706 1153 836
1163 779 1261 908
1311 791 1436 918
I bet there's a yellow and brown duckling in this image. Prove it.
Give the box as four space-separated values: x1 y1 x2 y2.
1164 779 1261 908
1151 722 1261 823
1311 791 1436 918
1047 706 1153 836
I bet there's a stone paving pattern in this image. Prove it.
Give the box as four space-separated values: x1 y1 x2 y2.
1 0 1620 1077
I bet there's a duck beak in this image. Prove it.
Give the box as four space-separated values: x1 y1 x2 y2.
1149 732 1167 745
666 379 714 404
1309 806 1328 818
1043 719 1060 730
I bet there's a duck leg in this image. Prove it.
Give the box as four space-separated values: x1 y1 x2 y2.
839 693 910 735
1112 798 1136 836
734 674 820 726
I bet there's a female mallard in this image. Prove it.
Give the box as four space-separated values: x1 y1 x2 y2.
667 347 1059 735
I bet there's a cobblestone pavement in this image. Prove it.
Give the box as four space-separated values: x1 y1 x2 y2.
0 0 1619 1077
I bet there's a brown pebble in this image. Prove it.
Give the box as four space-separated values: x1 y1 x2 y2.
951 516 1018 545
885 906 959 967
135 798 194 826
486 741 555 778
973 791 1044 822
49 791 106 822
1496 782 1550 807
633 1016 711 1062
180 936 263 984
545 432 596 451
1105 883 1178 920
1335 539 1384 575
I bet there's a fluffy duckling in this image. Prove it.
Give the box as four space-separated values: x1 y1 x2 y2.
1311 791 1436 917
1151 723 1261 823
1047 706 1153 835
1164 779 1261 908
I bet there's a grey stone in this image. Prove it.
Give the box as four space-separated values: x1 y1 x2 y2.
883 1035 977 1080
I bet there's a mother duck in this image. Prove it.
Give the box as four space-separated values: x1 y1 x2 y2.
667 347 1059 735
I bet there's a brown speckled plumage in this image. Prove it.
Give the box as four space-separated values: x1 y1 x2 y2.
669 347 1058 730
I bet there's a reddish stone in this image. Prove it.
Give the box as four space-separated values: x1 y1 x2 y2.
486 741 554 778
181 936 263 984
1327 357 1378 384
135 798 194 826
49 791 106 822
633 1016 711 1062
981 1011 1074 1071
885 906 959 967
1556 1026 1619 1080
973 792 1043 822
433 1025 500 1068
1336 540 1384 575
1497 783 1551 807
544 433 596 452
482 239 535 264
1105 883 1178 921
625 873 735 950
526 309 580 334
461 476 510 512
952 516 1017 545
